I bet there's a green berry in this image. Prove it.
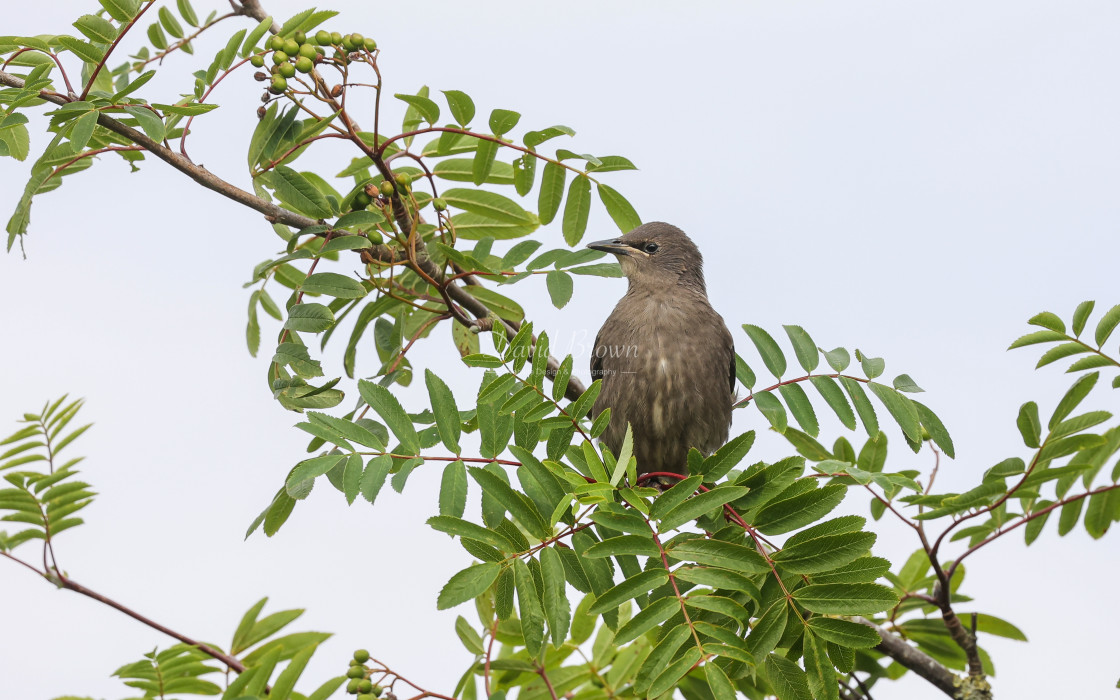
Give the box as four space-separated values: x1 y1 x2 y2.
378 181 395 197
278 61 296 78
346 679 362 694
272 50 289 64
349 658 362 666
351 191 372 209
315 30 331 45
357 695 374 700
367 230 384 245
371 684 383 697
295 56 313 73
269 76 287 94
269 35 286 51
334 49 348 63
342 35 356 51
249 54 265 67
331 31 343 45
394 172 412 189
284 39 300 55
364 37 378 51
294 31 306 44
358 680 373 693
350 32 365 47
346 665 365 679
432 197 447 212
299 43 318 59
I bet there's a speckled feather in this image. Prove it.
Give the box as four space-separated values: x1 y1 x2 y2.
589 222 735 478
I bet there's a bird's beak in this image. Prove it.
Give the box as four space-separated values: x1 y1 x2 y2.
586 239 632 257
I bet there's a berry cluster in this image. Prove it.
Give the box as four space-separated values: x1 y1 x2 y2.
345 648 385 699
249 29 377 95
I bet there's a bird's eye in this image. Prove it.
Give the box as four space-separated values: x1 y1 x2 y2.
643 243 659 254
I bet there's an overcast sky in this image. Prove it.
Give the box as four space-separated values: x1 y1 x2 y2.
3 2 1119 699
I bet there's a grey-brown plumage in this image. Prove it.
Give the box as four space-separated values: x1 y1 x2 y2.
587 222 735 480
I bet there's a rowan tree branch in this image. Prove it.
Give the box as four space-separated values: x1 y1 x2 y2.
856 617 958 697
0 68 587 401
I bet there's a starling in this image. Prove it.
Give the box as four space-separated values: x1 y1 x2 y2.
587 222 735 481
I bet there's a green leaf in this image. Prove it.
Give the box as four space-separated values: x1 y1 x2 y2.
357 380 420 453
1049 372 1099 429
704 661 737 700
513 558 545 657
779 383 819 437
596 183 641 233
469 467 550 539
867 383 922 445
753 484 846 535
428 515 520 552
452 212 538 240
301 272 367 299
783 325 818 372
822 347 850 372
305 411 384 450
697 431 755 481
437 562 501 610
562 176 591 245
658 487 748 532
438 461 468 518
540 547 571 646
587 570 668 615
489 108 520 135
341 454 363 504
735 353 756 389
99 0 140 22
271 166 334 218
441 188 533 223
773 531 876 574
914 400 955 458
472 138 498 186
764 652 812 700
359 455 392 504
1094 304 1120 347
68 111 98 153
792 583 898 615
648 648 703 699
1008 329 1069 349
1017 401 1041 448
286 454 345 494
394 93 440 125
807 617 882 648
809 376 856 430
545 270 574 309
442 90 475 126
425 370 461 453
284 303 334 332
177 0 199 26
538 162 565 225
973 613 1028 642
158 5 184 37
742 324 786 377
667 538 770 573
1036 342 1090 368
74 14 118 44
123 105 166 143
613 596 679 646
1029 311 1066 333
1072 301 1095 337
754 391 788 433
892 374 924 393
803 632 839 700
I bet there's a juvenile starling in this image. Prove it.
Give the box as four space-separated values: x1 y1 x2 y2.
587 222 735 481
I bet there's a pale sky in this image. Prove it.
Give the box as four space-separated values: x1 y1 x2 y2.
3 2 1119 699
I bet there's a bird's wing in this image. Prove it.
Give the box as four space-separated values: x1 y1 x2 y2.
590 328 604 383
729 351 736 393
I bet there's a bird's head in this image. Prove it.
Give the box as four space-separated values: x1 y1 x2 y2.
586 222 706 291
